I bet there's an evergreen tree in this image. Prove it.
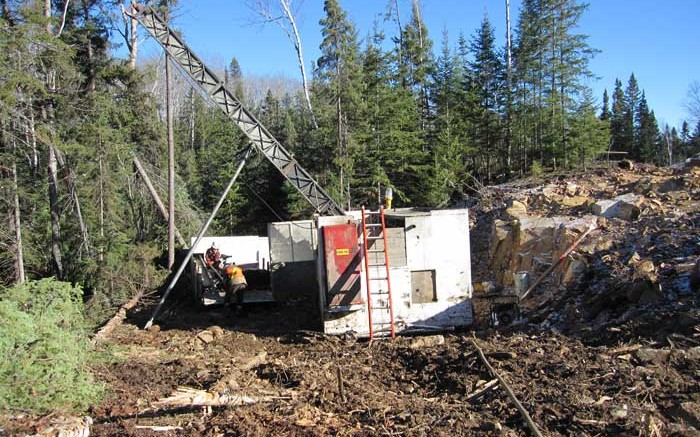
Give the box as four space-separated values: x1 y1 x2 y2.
398 0 433 130
569 88 609 168
600 89 610 121
469 13 504 181
625 73 641 159
314 0 363 207
427 29 471 204
636 92 659 163
353 24 426 206
610 78 630 153
678 120 691 160
689 120 700 156
513 0 597 171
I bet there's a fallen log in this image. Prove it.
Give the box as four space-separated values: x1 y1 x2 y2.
153 387 276 408
470 338 544 437
92 289 145 345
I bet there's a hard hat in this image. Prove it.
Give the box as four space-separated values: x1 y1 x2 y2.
211 242 219 249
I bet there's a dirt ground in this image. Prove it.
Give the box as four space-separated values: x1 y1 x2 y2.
84 297 700 437
5 162 700 436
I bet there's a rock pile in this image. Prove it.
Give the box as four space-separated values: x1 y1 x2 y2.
470 161 700 340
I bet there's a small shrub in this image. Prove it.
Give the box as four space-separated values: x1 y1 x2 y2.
0 278 103 413
530 160 544 176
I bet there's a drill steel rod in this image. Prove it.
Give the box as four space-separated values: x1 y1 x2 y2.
519 220 597 301
144 147 253 330
133 5 344 216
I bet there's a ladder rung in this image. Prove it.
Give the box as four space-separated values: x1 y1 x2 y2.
369 277 388 280
365 223 382 227
366 236 383 240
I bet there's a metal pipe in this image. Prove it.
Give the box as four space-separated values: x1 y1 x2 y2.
144 146 253 330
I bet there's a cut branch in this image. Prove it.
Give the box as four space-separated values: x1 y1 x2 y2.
470 338 544 437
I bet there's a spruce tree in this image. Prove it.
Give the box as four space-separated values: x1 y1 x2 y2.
469 13 504 181
625 73 641 159
600 89 610 121
610 78 630 154
636 92 659 163
315 0 363 207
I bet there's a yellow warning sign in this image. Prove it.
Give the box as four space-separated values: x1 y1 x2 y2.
335 248 350 256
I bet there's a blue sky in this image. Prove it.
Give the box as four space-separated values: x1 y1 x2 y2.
135 0 699 129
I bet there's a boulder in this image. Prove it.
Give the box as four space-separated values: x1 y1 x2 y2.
562 259 587 286
561 195 590 207
592 193 643 221
505 200 528 219
196 330 216 344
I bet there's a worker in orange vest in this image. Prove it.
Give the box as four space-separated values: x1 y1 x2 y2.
225 262 247 312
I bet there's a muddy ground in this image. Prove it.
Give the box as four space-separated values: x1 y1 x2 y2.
6 162 700 436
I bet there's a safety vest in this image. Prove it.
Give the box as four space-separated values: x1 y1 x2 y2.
226 265 247 285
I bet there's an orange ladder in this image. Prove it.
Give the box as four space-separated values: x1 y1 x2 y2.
360 206 395 340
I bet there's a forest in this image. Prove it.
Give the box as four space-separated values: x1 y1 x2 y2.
1 0 700 332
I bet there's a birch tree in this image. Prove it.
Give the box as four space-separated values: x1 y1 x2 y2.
248 0 317 128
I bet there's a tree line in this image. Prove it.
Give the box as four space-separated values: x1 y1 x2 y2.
1 0 699 315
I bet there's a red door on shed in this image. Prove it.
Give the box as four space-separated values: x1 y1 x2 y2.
323 223 363 307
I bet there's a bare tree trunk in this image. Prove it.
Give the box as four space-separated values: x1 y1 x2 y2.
44 0 63 277
389 0 403 63
44 0 51 32
55 0 70 37
129 1 139 69
48 144 64 278
24 106 39 176
2 119 25 283
55 148 91 256
278 0 317 128
249 0 317 128
11 159 25 284
133 156 186 246
166 54 176 268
